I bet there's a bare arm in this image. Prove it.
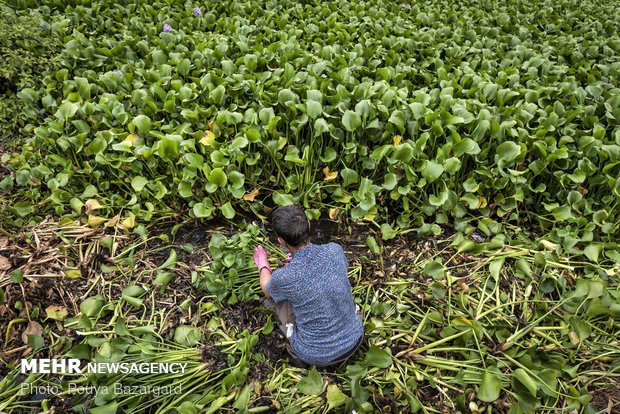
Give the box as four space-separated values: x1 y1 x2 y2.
259 267 273 298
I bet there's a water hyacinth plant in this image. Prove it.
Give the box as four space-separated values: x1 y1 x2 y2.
0 0 619 412
0 0 617 265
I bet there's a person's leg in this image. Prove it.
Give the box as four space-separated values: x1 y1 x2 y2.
267 300 307 366
274 300 295 338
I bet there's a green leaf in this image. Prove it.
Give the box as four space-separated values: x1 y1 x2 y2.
132 115 152 133
443 157 461 174
341 168 359 187
382 173 398 190
177 402 198 414
243 54 258 71
326 384 349 410
488 257 504 281
478 368 502 402
174 325 203 346
392 143 414 163
471 119 490 140
158 136 180 160
298 367 323 395
511 368 537 397
409 102 426 120
80 295 106 317
177 59 191 76
551 205 572 221
89 402 120 414
13 202 34 217
366 236 381 254
131 176 149 192
342 110 361 132
422 161 444 183
429 185 449 206
122 285 146 298
307 100 322 119
496 141 521 162
569 316 592 341
65 269 82 279
27 333 44 351
210 85 226 105
278 89 297 105
364 346 392 368
233 386 251 409
10 270 24 283
160 249 177 269
380 223 397 240
193 202 213 218
220 202 235 219
58 101 79 120
423 260 444 280
454 138 481 156
45 305 68 320
152 49 167 65
583 244 603 262
209 168 228 188
184 153 204 168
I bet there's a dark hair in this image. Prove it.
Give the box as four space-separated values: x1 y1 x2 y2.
271 205 310 247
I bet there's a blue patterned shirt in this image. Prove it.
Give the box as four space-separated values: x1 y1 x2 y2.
265 242 363 365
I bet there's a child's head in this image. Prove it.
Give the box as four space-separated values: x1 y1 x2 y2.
271 205 310 248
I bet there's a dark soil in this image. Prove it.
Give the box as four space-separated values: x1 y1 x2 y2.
201 344 228 371
416 384 443 409
0 76 17 96
44 394 84 414
220 300 269 332
0 276 85 360
311 218 340 244
252 332 287 364
592 378 620 412
374 392 401 413
146 218 231 268
218 299 288 379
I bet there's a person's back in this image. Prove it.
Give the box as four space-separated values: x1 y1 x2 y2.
253 205 363 366
267 242 363 365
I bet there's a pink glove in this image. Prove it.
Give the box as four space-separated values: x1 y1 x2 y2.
253 246 271 273
284 253 292 265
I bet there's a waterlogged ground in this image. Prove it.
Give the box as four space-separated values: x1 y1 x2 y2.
0 218 619 413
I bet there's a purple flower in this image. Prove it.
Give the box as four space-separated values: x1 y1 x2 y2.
163 23 172 33
114 69 123 78
193 7 202 17
403 3 411 8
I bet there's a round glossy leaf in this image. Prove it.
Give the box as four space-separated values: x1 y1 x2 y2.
342 110 361 132
496 141 521 162
209 168 228 188
392 143 414 163
478 368 502 402
131 176 149 192
193 202 213 218
307 100 322 119
220 202 235 219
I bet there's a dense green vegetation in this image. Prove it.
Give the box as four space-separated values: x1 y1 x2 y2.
0 0 618 413
0 4 61 141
